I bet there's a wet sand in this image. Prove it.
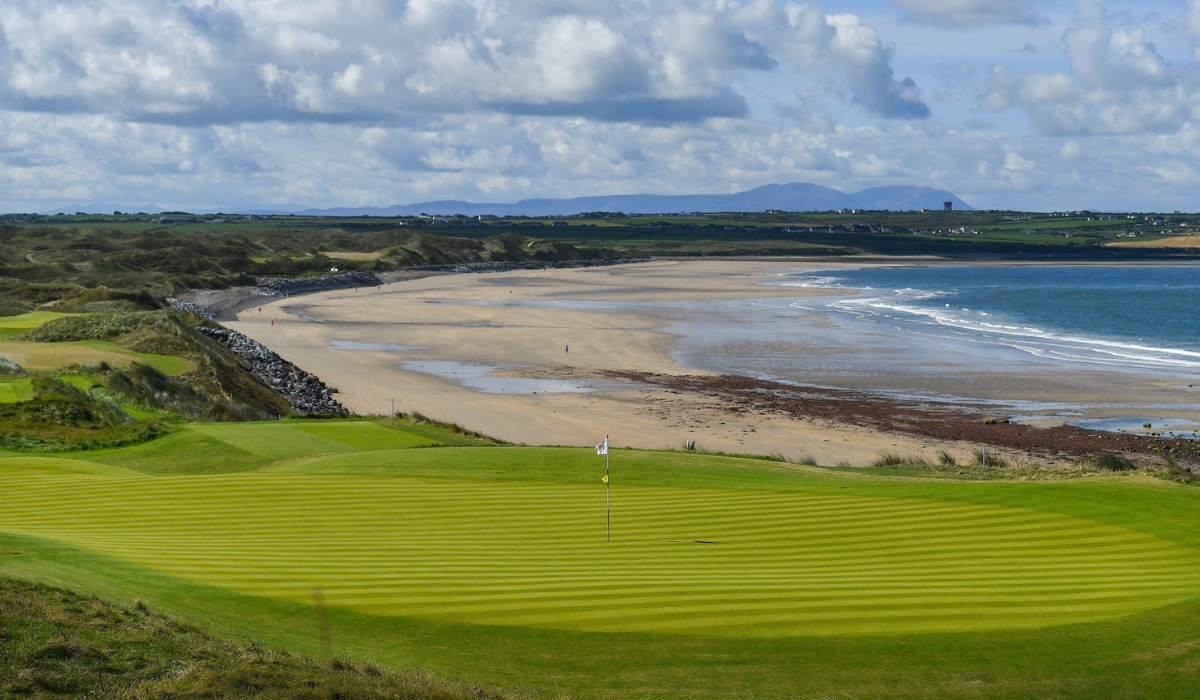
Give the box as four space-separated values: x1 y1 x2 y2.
227 259 1199 465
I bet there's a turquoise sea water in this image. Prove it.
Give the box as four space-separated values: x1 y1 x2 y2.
786 265 1200 371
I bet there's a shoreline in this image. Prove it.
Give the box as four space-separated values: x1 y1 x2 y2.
182 253 1200 322
221 258 1200 467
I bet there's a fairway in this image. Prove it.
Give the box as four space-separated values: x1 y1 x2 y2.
0 339 194 374
3 421 1200 697
0 377 32 402
1 439 1199 637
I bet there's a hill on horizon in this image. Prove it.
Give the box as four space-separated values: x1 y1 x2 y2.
266 183 974 217
38 183 973 217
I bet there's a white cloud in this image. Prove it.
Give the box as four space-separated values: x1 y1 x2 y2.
332 64 364 96
0 0 928 125
980 0 1194 136
1 0 1200 212
825 13 930 119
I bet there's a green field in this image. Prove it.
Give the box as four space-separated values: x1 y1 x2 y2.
0 311 79 339
1 420 1199 697
0 338 193 375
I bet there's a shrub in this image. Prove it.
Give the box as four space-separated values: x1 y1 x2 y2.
872 452 926 468
1076 453 1138 472
972 448 1010 468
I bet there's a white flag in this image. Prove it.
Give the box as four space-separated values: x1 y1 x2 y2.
595 437 608 455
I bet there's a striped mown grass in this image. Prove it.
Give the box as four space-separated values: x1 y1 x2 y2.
1 450 1198 637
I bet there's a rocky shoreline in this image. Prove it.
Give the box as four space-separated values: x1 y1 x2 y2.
603 370 1200 469
196 327 348 415
171 259 652 416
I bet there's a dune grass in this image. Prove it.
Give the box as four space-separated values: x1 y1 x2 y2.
1 578 515 700
1 420 1199 698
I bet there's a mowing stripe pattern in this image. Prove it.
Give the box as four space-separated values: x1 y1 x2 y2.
1 471 1198 637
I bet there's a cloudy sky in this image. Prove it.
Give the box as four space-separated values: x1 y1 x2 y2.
2 0 1200 212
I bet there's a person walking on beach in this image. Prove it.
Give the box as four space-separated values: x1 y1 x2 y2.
565 345 569 353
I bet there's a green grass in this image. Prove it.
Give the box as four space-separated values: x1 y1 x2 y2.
0 377 33 402
1 421 1199 697
1 578 516 699
0 311 79 339
55 420 445 475
0 339 193 375
72 340 194 375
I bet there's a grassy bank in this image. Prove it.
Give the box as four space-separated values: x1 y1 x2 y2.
2 419 1199 697
0 578 515 699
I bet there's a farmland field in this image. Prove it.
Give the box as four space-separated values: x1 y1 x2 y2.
2 420 1199 697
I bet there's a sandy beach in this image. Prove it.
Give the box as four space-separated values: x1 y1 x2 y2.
227 259 1200 465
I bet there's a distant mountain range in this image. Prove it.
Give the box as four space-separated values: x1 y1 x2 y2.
37 183 972 217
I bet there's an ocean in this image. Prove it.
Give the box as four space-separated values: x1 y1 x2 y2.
784 265 1200 372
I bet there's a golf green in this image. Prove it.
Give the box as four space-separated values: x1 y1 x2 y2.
3 421 1200 697
1 450 1198 637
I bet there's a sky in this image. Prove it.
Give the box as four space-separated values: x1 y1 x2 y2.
2 0 1200 212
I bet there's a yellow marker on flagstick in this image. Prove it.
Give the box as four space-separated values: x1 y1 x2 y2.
597 435 610 541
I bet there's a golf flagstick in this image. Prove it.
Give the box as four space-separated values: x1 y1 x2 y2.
597 435 610 541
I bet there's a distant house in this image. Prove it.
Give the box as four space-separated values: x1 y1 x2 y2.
151 216 196 224
552 221 568 227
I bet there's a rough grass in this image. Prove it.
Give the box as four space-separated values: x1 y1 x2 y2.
18 312 175 344
864 448 1200 484
19 311 289 418
103 361 273 422
394 412 502 444
0 377 169 452
1075 452 1137 472
0 578 516 700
